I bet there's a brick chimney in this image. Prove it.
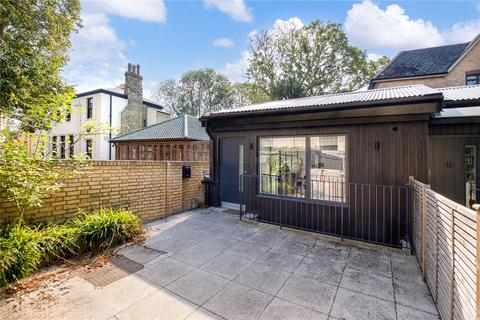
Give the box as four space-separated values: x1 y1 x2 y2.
120 63 147 133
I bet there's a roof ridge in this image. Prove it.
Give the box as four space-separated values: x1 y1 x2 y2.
396 41 470 54
112 115 177 140
437 84 480 90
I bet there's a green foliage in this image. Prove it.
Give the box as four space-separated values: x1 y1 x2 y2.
0 0 81 132
247 19 390 100
152 68 235 117
0 209 142 287
71 208 142 252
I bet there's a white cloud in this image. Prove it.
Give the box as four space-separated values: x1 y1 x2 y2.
220 50 250 82
64 14 129 92
64 1 167 92
81 0 167 23
204 0 252 22
442 20 480 43
213 38 235 48
345 1 442 51
345 0 479 51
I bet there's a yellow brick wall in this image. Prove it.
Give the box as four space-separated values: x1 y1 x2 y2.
0 161 209 225
374 41 480 89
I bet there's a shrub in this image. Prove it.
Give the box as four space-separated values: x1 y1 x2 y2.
71 208 142 252
0 208 142 287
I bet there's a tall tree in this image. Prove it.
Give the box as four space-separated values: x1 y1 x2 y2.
152 68 234 117
0 0 82 223
0 0 81 132
247 19 389 100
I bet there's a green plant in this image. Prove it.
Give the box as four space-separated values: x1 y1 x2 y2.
0 209 142 287
72 208 142 252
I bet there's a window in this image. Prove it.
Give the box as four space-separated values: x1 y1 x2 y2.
259 135 346 202
86 97 93 119
259 137 306 197
65 109 71 122
51 136 57 157
465 145 477 207
466 74 480 85
86 139 92 159
59 135 66 159
310 136 346 201
68 135 74 158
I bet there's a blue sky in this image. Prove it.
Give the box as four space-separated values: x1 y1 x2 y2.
64 0 480 96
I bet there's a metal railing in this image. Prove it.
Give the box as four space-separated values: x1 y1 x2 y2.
240 174 411 248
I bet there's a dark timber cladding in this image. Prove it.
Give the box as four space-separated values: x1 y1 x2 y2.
207 116 429 206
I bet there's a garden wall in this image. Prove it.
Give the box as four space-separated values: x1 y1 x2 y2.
0 161 209 225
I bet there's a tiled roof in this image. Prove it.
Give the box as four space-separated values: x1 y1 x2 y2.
206 84 442 117
111 115 209 142
374 43 469 81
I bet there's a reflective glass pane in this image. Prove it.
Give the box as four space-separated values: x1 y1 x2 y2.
259 137 306 197
310 136 346 202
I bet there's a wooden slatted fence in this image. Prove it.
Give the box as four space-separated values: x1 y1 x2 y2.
410 177 479 320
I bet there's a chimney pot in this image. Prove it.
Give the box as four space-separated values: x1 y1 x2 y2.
128 63 132 72
136 64 140 75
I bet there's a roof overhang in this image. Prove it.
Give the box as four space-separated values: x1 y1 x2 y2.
201 94 443 121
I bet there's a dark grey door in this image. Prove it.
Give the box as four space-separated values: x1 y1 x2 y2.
220 138 246 205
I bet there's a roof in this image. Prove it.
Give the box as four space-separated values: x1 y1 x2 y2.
373 42 470 81
204 84 443 117
75 88 168 112
110 115 210 142
438 84 480 107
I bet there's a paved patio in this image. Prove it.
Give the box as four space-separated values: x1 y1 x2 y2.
1 208 439 320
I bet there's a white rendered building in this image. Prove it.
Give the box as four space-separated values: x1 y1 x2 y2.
49 64 169 160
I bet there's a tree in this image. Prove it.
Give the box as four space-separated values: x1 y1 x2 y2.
0 0 82 224
0 0 81 132
152 68 234 117
231 82 269 108
247 19 389 100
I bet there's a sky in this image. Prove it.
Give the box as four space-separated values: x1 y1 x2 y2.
63 0 480 97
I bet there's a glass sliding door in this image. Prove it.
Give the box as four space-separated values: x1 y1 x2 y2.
310 136 346 202
259 137 306 197
465 145 477 207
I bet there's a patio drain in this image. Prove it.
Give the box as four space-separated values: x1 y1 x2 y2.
81 255 143 287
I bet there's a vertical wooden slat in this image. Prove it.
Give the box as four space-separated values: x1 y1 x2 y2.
422 182 431 279
476 206 480 320
450 207 455 320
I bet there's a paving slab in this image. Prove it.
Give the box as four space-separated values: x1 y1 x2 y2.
81 255 144 287
199 236 240 253
271 237 313 256
145 237 196 255
294 257 344 286
330 288 396 320
137 257 195 287
115 289 197 320
201 252 253 280
259 297 328 320
307 242 350 264
346 250 392 278
117 245 166 265
172 244 223 267
185 308 224 320
234 263 291 295
203 282 273 320
225 242 270 261
166 269 229 305
244 228 286 248
396 304 439 320
277 275 336 314
340 267 394 301
394 276 438 315
256 249 304 273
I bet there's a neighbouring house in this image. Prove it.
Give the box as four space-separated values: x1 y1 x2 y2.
110 114 210 161
369 34 480 89
48 63 170 160
370 33 480 207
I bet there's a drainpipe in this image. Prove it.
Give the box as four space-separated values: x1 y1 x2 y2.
109 93 113 160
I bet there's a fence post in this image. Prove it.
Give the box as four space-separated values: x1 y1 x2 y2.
476 205 480 320
422 182 431 280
